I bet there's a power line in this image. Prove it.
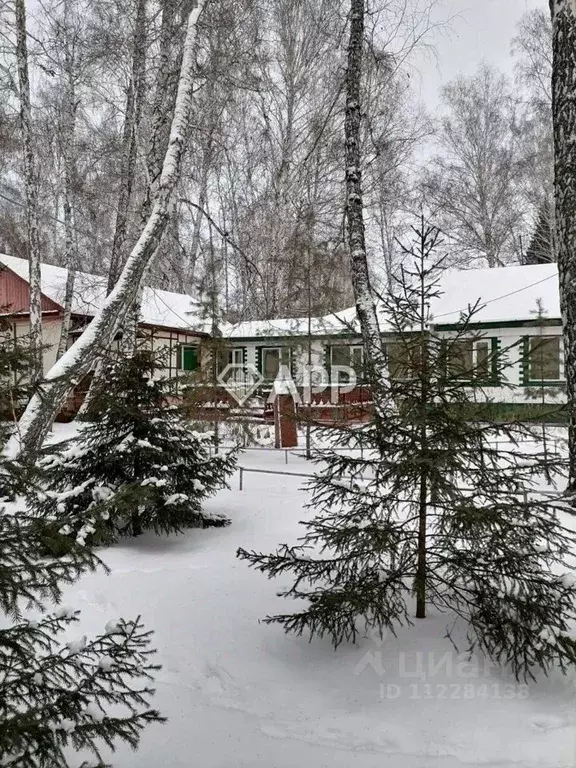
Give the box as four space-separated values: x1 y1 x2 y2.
432 271 558 320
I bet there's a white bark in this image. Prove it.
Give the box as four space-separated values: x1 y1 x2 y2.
15 0 43 384
56 267 75 359
8 0 208 457
108 0 147 292
345 0 392 430
56 14 80 360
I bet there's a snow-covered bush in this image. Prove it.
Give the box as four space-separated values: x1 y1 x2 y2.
31 351 236 545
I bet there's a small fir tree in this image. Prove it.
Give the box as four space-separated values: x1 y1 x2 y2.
0 333 164 766
238 220 576 681
30 350 236 545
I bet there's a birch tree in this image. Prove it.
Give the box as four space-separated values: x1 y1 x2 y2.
14 0 43 383
9 0 208 458
345 0 391 435
550 0 576 490
107 0 147 293
425 65 523 268
513 9 555 264
43 0 85 359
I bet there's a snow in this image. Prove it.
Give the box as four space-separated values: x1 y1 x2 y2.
98 655 115 672
66 635 87 654
432 263 560 325
0 253 204 333
58 445 576 768
222 264 561 339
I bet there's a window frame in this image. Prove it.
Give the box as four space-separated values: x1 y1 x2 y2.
526 335 562 384
446 337 497 384
228 348 244 366
179 344 198 371
260 346 291 381
330 344 364 369
330 344 364 384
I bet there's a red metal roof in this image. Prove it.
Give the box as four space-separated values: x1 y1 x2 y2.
0 263 62 315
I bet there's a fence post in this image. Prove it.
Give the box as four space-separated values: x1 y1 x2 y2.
239 467 244 491
285 449 288 464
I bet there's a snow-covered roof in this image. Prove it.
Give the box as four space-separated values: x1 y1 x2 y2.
431 263 560 325
0 254 206 333
222 263 561 339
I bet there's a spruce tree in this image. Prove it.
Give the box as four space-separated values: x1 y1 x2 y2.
238 220 576 681
31 350 236 545
0 332 164 766
524 199 554 265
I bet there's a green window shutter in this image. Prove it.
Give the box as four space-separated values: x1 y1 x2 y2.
324 344 331 374
242 346 248 366
181 346 198 371
521 336 529 386
256 347 263 375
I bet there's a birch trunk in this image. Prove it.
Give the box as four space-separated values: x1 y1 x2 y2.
120 0 182 351
108 0 147 292
57 174 76 358
9 0 208 458
15 0 43 384
79 0 148 412
57 19 79 360
550 0 576 490
345 0 391 432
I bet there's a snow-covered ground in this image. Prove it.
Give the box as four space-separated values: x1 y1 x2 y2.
46 427 576 768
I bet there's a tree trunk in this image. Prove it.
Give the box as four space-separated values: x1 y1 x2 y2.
15 0 43 385
8 0 208 458
56 267 75 359
550 0 576 490
56 171 76 359
119 0 183 356
80 0 147 409
108 0 148 292
344 0 391 437
57 19 79 361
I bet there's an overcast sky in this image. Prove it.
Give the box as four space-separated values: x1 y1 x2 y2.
414 0 547 107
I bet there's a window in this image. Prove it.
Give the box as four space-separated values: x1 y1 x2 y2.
261 347 291 380
331 345 363 368
385 342 412 380
180 345 198 371
528 336 560 381
331 345 363 383
228 348 243 366
447 339 493 381
384 341 422 380
475 340 491 378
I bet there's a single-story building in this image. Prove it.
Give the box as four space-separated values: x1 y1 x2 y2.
0 254 209 379
219 262 565 420
0 254 567 421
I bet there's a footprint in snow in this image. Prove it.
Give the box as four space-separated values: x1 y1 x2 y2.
531 714 569 731
260 722 289 739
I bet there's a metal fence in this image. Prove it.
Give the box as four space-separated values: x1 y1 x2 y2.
236 463 561 500
238 465 315 490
